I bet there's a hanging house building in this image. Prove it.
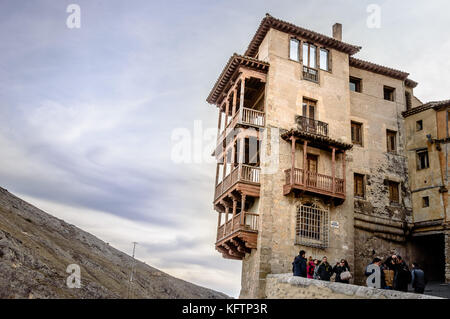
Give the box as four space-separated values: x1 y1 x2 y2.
207 14 450 298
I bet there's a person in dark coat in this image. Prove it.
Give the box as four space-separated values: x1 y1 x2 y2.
292 250 307 277
317 256 333 281
411 262 426 294
333 259 351 283
393 255 411 292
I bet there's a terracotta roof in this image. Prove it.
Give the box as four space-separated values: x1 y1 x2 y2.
349 57 409 80
244 14 361 58
206 53 269 105
402 100 450 118
281 129 353 151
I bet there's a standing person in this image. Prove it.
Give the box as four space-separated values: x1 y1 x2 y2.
333 259 351 284
317 256 333 281
382 256 396 290
411 262 426 294
393 255 411 292
365 257 386 288
307 258 316 279
313 259 320 279
292 250 307 277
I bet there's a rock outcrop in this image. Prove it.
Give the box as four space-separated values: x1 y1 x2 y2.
0 187 229 299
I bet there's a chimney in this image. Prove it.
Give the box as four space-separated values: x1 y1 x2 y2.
332 23 342 41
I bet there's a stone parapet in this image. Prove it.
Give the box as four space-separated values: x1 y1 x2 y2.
265 274 442 299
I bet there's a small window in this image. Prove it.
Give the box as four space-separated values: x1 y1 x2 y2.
289 38 300 61
351 122 363 146
416 120 423 131
386 130 397 153
319 48 329 71
388 181 400 204
422 196 430 208
384 86 395 101
417 149 429 170
350 77 362 92
405 91 412 110
354 174 365 198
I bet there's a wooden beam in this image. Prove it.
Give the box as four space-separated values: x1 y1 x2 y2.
331 147 336 194
342 151 346 193
291 136 296 185
303 140 308 185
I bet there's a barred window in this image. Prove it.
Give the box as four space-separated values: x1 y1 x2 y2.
295 203 329 248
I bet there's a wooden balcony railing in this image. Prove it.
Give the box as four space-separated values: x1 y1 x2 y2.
284 168 345 196
303 66 319 82
296 115 329 137
216 212 259 242
216 107 265 143
215 164 261 200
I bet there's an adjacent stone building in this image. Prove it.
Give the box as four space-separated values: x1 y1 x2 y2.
207 14 450 298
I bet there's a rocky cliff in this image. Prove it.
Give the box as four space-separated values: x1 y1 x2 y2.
0 187 228 299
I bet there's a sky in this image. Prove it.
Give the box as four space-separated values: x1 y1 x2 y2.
0 0 449 297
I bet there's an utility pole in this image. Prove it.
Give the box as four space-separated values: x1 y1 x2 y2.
126 242 138 299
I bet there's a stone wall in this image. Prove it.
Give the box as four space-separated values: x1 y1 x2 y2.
265 274 441 299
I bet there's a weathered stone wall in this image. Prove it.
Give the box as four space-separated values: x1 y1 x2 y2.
265 274 441 299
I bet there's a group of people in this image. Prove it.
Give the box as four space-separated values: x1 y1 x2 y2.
365 254 427 293
292 250 352 283
292 250 427 294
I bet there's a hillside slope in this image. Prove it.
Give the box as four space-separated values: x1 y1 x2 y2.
0 187 229 299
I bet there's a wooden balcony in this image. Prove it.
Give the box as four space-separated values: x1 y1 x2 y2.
284 168 345 201
217 107 265 144
216 212 259 260
303 66 319 82
214 164 260 202
296 116 329 137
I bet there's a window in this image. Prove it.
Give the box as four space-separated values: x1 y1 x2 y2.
386 130 397 153
388 181 400 204
416 120 423 131
384 86 395 101
422 196 430 208
289 38 300 61
296 203 329 248
417 149 429 170
351 122 363 146
303 43 318 82
350 77 362 92
302 98 316 119
354 174 365 198
405 91 412 110
303 43 317 68
319 48 329 71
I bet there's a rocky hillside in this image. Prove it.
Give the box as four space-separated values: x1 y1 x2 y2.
0 187 229 299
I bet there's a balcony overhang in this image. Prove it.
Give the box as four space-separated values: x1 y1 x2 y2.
215 212 258 260
206 54 269 105
281 129 353 153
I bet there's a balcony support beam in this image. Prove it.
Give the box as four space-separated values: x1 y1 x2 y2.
303 140 308 185
240 194 246 226
231 199 237 231
290 136 296 185
342 151 346 193
332 147 336 194
239 78 245 124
